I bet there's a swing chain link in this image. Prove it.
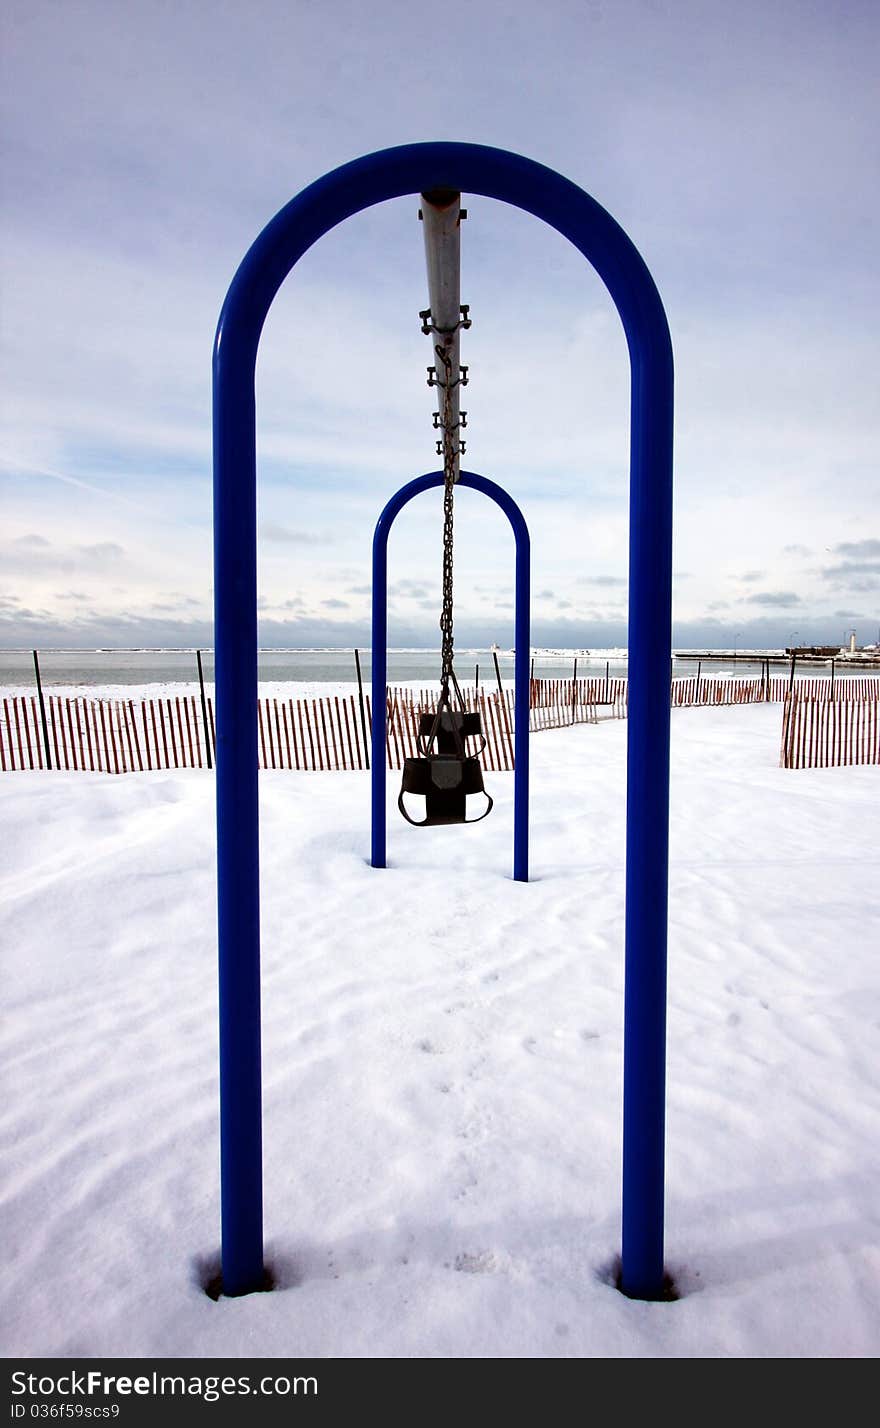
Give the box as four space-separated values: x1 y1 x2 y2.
436 339 456 688
421 293 470 700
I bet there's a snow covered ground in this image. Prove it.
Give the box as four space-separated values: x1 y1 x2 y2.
1 701 878 1358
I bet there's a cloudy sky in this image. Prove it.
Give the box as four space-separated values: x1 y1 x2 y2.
2 0 878 651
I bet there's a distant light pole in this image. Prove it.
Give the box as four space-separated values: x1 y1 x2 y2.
734 631 742 660
789 629 800 653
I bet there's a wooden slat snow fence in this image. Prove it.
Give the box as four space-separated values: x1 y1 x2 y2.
0 690 516 775
669 674 878 705
1 676 876 774
0 693 213 775
780 690 880 770
531 676 624 723
534 672 877 715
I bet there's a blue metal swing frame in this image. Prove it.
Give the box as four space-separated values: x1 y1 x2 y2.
371 469 530 882
213 142 674 1301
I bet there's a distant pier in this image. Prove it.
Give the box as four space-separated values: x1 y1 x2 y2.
675 649 880 669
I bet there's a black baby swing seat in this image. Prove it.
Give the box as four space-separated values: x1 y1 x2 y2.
398 706 493 826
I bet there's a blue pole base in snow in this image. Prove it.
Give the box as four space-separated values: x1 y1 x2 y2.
213 142 673 1302
371 469 530 882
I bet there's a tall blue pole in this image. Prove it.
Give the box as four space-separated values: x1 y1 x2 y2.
213 142 673 1299
512 485 530 884
370 506 389 868
370 470 529 881
213 298 263 1298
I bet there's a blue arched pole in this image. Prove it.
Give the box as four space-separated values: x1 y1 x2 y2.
213 142 673 1300
370 470 530 881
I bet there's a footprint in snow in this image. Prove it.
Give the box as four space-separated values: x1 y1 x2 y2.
453 1250 496 1274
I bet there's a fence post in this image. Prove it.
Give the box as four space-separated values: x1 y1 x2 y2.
780 692 791 767
493 649 504 700
355 648 370 771
32 650 52 771
197 650 213 770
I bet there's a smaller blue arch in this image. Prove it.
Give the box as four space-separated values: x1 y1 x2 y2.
370 470 530 881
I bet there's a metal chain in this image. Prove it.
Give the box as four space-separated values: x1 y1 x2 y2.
422 295 470 710
436 340 456 689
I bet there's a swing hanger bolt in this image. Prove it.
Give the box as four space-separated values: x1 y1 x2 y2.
420 304 472 337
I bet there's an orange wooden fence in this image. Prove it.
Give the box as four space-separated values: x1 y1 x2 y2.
530 676 625 720
0 690 518 774
669 674 877 705
0 694 212 774
780 692 880 770
536 672 875 715
2 676 877 774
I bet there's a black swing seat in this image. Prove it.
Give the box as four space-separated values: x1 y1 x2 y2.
398 753 493 826
399 702 492 826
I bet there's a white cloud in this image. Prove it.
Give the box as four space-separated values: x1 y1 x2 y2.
2 0 878 647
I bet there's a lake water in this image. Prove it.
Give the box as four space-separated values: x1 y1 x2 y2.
0 647 823 691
